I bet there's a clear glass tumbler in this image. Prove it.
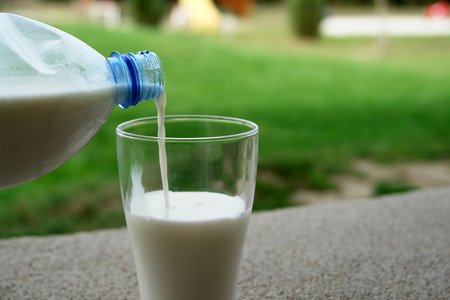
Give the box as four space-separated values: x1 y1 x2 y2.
116 115 258 300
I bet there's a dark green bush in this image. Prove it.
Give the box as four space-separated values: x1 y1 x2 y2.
131 0 167 26
288 0 325 38
373 180 416 196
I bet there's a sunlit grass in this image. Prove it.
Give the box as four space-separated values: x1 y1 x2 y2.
0 23 449 238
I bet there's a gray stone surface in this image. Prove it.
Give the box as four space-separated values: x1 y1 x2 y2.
1 187 449 299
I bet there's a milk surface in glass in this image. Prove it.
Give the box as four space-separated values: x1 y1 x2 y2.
125 191 250 300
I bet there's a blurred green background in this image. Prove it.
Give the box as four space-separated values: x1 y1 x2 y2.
0 0 449 238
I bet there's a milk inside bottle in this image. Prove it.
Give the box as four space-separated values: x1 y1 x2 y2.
0 13 164 189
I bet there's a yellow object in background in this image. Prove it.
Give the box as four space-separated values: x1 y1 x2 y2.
178 0 221 33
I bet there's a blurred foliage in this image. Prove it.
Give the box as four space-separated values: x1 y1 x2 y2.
374 180 416 196
28 0 439 6
255 0 284 3
289 0 325 38
0 22 449 238
255 0 437 5
130 0 168 26
325 0 436 5
254 180 292 210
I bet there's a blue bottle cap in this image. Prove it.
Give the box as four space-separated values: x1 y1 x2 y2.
107 51 164 108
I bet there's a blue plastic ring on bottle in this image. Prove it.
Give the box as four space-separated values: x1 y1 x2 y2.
122 53 140 107
107 52 132 108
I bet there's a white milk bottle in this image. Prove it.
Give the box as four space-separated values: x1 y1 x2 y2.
0 13 165 189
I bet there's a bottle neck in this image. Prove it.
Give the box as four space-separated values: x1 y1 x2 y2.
107 51 165 109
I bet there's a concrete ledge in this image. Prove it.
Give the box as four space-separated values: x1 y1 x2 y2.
1 187 449 299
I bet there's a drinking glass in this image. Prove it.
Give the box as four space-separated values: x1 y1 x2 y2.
116 115 258 300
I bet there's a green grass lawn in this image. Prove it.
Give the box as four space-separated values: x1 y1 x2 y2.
0 23 449 238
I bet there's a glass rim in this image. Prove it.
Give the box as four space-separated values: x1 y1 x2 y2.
116 115 259 141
